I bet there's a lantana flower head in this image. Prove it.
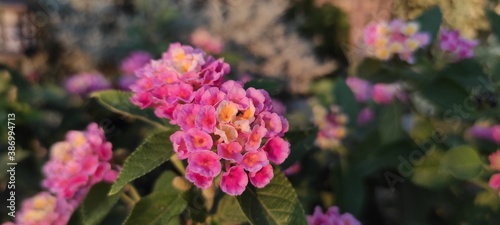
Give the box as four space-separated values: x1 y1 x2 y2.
346 77 373 102
307 206 361 225
372 82 407 105
42 123 119 201
364 19 430 63
64 72 111 96
130 43 230 120
170 81 289 196
439 28 477 61
313 105 348 150
14 192 74 225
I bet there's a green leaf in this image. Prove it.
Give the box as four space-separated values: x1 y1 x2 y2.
419 77 469 110
109 131 176 195
411 150 454 190
440 59 492 92
486 10 500 39
123 192 187 225
378 103 404 144
236 170 308 225
182 188 208 223
334 78 359 127
356 58 399 83
91 90 167 128
281 128 317 169
244 78 285 95
415 6 442 42
215 195 249 224
81 183 122 225
441 145 483 179
153 171 178 193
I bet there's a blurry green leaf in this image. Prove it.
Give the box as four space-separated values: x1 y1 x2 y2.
486 10 500 39
91 90 167 128
215 195 249 224
109 131 176 195
441 145 483 179
441 59 492 92
123 192 186 225
81 183 122 225
419 77 469 110
281 128 318 169
244 78 285 95
236 170 307 225
311 79 336 105
153 171 178 193
411 150 454 190
182 188 208 223
475 190 500 211
357 58 399 83
334 78 359 127
378 103 404 144
415 6 442 42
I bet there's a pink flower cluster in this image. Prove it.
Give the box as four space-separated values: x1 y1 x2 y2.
467 122 500 144
364 19 430 63
190 28 224 54
130 42 229 117
3 123 117 225
42 123 119 201
119 51 153 90
307 206 361 225
313 105 348 150
488 150 500 195
130 43 290 196
439 28 477 61
345 77 407 105
4 192 74 225
64 72 111 96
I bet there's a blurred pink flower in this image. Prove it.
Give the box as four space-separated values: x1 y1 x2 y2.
64 72 111 96
346 77 372 102
307 206 361 225
14 192 75 225
283 162 301 176
357 107 374 126
119 51 152 75
489 150 500 171
489 173 500 190
190 28 224 54
372 83 407 105
439 28 477 61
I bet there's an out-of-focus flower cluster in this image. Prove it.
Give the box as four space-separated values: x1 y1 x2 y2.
130 43 290 196
3 123 118 225
346 77 407 105
488 150 500 195
468 121 500 144
118 51 153 90
307 206 361 225
43 123 119 202
64 72 112 96
439 28 478 61
364 19 430 63
313 105 348 150
190 28 224 54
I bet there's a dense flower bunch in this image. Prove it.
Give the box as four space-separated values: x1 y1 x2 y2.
118 51 153 90
307 206 361 225
439 28 478 61
130 43 229 118
131 43 290 196
345 77 407 105
42 123 119 201
3 192 74 225
64 72 111 95
364 19 430 63
313 105 348 150
488 150 500 195
467 121 500 144
190 28 224 54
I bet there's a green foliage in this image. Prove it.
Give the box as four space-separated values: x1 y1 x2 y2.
334 78 359 127
123 192 186 225
81 183 123 225
486 9 500 39
414 7 442 43
441 145 484 180
109 131 176 195
281 128 318 169
244 78 285 95
411 150 454 189
91 90 168 128
236 170 308 225
215 195 249 224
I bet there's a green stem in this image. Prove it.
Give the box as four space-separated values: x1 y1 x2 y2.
120 193 136 208
126 184 141 202
171 156 186 175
